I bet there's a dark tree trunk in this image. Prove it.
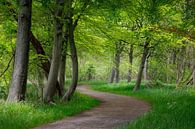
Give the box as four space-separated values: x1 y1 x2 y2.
127 44 133 82
58 40 68 95
58 22 69 94
30 32 50 77
133 40 150 91
7 0 32 102
62 24 78 100
109 68 115 83
43 0 65 103
62 2 78 100
143 58 148 80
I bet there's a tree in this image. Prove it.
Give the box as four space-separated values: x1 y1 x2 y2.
43 0 65 103
134 39 150 91
7 0 32 102
5 0 63 97
127 44 133 82
62 0 78 101
109 41 125 83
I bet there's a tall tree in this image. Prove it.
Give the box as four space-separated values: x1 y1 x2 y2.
127 44 133 82
43 0 65 103
133 39 150 91
109 41 124 83
7 0 32 102
58 33 68 95
62 0 78 100
62 0 90 101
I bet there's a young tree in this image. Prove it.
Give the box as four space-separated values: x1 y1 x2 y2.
7 0 32 102
62 0 78 100
62 0 90 101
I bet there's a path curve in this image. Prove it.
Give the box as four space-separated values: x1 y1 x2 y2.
34 86 150 129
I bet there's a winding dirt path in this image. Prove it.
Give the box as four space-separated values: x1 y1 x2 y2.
34 86 150 129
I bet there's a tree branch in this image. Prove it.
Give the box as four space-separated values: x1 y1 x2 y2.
0 54 14 78
73 0 90 30
152 26 195 41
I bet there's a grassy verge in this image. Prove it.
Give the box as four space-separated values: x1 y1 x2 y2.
88 80 195 129
0 92 100 129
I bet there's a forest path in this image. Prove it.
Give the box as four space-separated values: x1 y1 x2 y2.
34 86 150 129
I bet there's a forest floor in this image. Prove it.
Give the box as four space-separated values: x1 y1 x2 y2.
34 86 150 129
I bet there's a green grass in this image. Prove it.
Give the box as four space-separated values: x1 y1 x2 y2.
0 92 100 129
89 81 195 129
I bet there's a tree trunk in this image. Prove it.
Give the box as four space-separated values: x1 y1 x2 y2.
7 0 62 98
58 57 66 95
143 58 148 80
172 50 177 65
58 22 69 94
37 69 44 101
30 32 63 97
133 40 150 91
7 0 32 102
30 32 50 77
43 0 65 103
109 42 123 83
127 44 133 82
62 5 79 101
109 68 115 83
115 52 120 83
58 41 68 95
176 45 186 86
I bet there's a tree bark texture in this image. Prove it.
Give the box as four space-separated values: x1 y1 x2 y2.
58 37 68 95
115 51 120 83
43 0 65 102
143 58 148 80
6 1 62 98
109 68 115 83
109 41 124 83
62 4 79 101
134 40 150 91
7 0 32 102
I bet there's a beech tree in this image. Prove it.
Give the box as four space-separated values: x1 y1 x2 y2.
109 41 125 83
7 0 32 102
43 0 65 103
134 39 150 91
